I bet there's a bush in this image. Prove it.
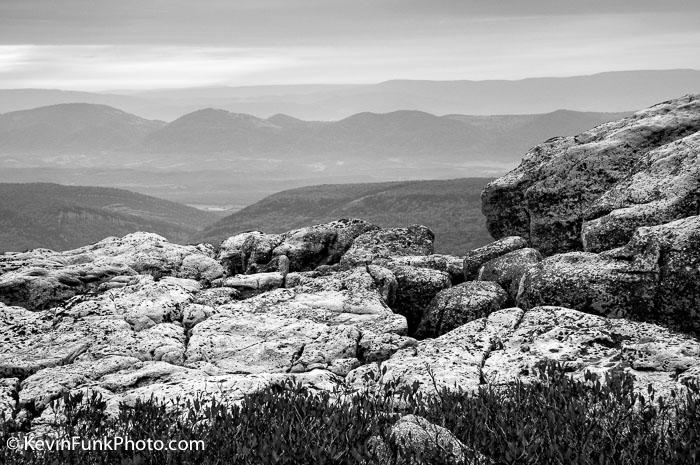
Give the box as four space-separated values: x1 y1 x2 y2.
1 362 698 464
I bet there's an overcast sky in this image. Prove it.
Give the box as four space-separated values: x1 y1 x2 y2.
1 0 699 90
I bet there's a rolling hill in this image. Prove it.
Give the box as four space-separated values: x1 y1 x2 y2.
193 178 494 255
0 183 220 252
0 103 164 158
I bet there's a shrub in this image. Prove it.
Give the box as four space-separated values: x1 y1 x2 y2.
1 361 698 464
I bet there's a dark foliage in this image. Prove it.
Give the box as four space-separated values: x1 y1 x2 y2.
1 362 698 464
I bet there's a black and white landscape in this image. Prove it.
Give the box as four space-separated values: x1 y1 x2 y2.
1 1 699 464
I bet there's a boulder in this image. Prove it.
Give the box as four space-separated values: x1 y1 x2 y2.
217 231 283 275
416 282 508 338
348 306 700 397
379 254 465 284
271 219 379 271
463 236 528 280
340 225 434 268
582 131 700 252
389 415 476 464
482 95 700 255
518 215 700 331
387 265 451 336
477 248 542 302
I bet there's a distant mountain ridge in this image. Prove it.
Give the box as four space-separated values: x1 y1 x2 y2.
194 178 495 255
0 183 220 252
0 103 631 170
1 69 698 120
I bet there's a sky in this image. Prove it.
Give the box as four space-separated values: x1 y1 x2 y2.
0 0 699 90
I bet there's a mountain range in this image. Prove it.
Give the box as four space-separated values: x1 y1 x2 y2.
0 183 220 252
1 70 698 121
0 102 633 207
194 178 494 255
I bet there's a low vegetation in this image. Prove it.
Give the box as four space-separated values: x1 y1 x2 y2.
2 362 698 464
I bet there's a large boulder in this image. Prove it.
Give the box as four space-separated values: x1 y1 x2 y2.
482 95 700 255
477 248 542 303
217 231 283 275
582 131 700 252
518 215 700 331
463 236 528 280
348 306 700 397
340 225 434 268
416 282 508 338
386 265 451 336
271 219 379 271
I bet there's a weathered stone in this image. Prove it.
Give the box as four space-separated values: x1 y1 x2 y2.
0 232 215 310
178 253 224 284
482 306 700 398
271 219 379 271
380 254 465 284
0 378 19 420
221 272 285 296
477 248 542 302
217 231 283 275
192 286 240 307
340 225 434 268
387 265 451 336
463 236 529 280
390 415 475 464
582 131 700 252
482 95 700 255
518 216 700 331
348 306 700 397
416 282 508 338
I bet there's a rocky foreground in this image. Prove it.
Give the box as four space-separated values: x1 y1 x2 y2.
1 95 699 436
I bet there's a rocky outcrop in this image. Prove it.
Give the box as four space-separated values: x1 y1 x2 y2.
0 232 221 310
217 219 378 275
415 282 508 338
348 306 700 397
477 248 542 303
340 225 434 268
482 94 700 255
518 215 700 331
463 236 528 280
582 131 700 252
378 254 464 284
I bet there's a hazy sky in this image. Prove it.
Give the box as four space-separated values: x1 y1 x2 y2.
1 0 699 90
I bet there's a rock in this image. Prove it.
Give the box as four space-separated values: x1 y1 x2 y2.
178 254 224 284
340 225 434 268
389 415 474 464
477 248 542 302
358 332 418 363
379 254 465 284
463 236 529 280
217 219 379 275
271 219 379 271
221 272 285 297
582 131 700 252
217 231 283 275
348 306 700 397
387 265 451 336
192 287 240 306
0 378 19 420
518 216 700 331
182 303 216 329
416 282 508 338
482 95 700 255
186 311 361 376
482 307 700 398
0 232 215 311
